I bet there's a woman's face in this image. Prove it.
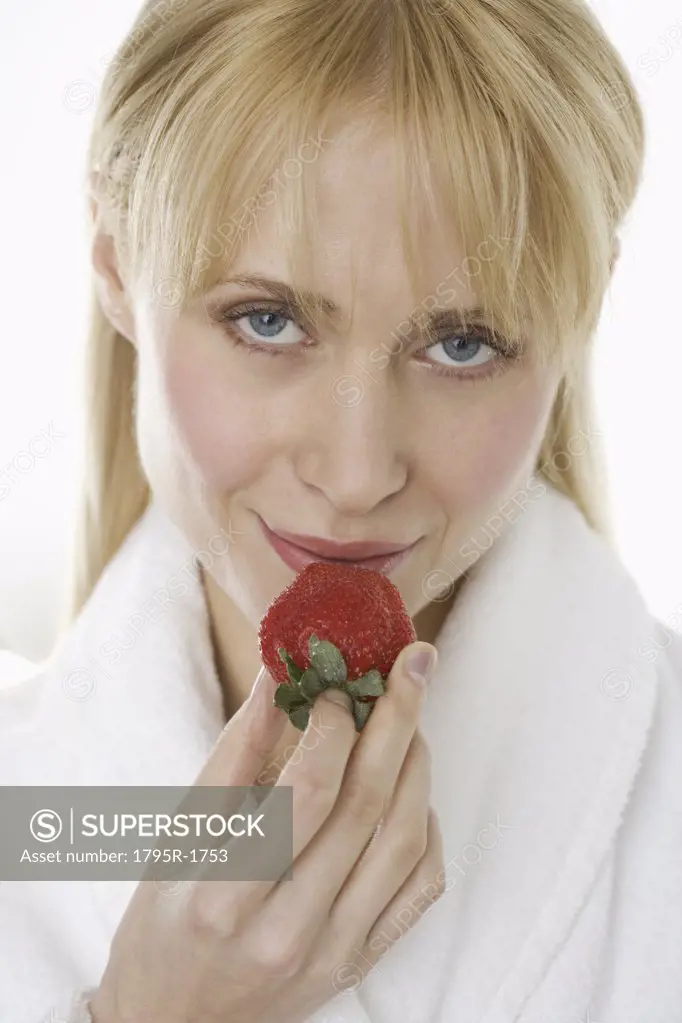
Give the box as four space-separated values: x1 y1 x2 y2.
129 120 560 628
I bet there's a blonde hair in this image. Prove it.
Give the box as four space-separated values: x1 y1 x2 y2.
64 0 645 627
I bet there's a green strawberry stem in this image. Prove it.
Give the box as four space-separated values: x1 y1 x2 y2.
274 635 387 732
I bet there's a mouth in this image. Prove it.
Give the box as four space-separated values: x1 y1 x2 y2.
258 516 421 576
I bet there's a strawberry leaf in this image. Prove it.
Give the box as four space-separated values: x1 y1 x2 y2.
352 699 373 731
278 648 304 685
309 635 348 683
289 705 311 731
346 670 385 699
299 668 327 699
273 684 308 713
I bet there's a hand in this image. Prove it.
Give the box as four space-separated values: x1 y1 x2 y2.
89 641 444 1023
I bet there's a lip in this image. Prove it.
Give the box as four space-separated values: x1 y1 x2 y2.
258 516 421 576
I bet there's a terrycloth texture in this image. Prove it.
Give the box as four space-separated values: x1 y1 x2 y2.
1 478 681 1023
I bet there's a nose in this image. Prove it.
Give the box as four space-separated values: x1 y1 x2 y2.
294 364 408 516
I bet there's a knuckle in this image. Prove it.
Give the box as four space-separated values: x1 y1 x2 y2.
341 775 388 828
187 889 242 940
396 824 428 867
296 763 337 812
251 932 306 979
316 948 359 992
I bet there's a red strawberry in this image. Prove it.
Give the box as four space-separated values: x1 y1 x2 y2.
258 561 417 732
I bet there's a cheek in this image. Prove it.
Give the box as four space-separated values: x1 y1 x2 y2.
162 338 271 490
425 375 554 511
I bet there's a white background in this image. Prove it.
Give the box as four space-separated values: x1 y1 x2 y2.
0 0 680 663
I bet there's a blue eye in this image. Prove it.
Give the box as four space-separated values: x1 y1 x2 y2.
246 311 287 337
409 323 521 382
424 333 496 369
231 308 304 345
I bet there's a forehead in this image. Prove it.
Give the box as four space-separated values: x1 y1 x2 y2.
225 122 477 319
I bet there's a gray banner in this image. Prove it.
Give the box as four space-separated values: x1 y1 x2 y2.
0 786 293 881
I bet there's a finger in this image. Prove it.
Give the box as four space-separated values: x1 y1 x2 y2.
187 685 358 920
194 666 286 788
319 730 431 938
284 641 433 878
173 667 289 918
361 808 445 960
189 641 433 925
175 666 285 879
263 639 433 871
318 809 445 998
254 646 433 941
269 686 359 860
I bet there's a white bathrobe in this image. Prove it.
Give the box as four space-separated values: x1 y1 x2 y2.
1 478 681 1023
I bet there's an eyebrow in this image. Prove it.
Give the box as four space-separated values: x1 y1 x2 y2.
214 274 489 336
217 274 339 317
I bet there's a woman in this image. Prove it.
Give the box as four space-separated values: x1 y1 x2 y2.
1 0 680 1020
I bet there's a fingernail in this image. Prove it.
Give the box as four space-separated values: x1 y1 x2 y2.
405 646 437 688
